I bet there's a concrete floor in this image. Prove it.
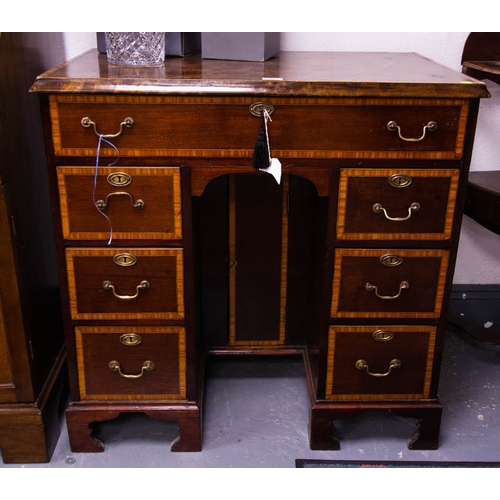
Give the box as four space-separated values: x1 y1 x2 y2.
2 324 500 469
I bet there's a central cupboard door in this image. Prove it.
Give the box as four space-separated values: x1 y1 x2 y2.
198 172 320 350
199 174 291 347
229 174 289 346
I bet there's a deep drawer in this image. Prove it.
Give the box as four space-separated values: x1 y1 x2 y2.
337 168 460 241
49 95 469 160
57 166 182 241
66 248 184 320
326 325 436 400
75 326 186 401
331 249 449 318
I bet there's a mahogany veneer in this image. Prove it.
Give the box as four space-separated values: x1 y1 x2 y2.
31 50 489 452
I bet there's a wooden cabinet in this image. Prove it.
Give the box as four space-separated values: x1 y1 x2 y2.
31 50 489 452
0 33 67 464
0 183 64 463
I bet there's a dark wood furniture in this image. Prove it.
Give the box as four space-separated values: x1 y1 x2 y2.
461 33 500 234
465 171 500 235
0 33 67 463
31 49 488 452
447 33 500 344
461 32 500 85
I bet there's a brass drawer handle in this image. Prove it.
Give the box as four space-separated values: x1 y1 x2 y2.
95 191 145 210
102 280 150 300
108 360 154 379
81 116 134 139
365 281 409 300
355 358 401 377
373 202 420 221
387 120 437 142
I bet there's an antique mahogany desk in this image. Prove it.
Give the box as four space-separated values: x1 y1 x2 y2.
31 50 488 452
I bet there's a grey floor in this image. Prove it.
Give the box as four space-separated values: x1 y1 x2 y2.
2 324 500 469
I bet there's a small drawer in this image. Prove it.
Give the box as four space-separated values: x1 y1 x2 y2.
326 325 436 400
75 326 186 401
331 249 449 318
66 248 184 320
49 95 468 160
57 167 182 241
337 169 460 241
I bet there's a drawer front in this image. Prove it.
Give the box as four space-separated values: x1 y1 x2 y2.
326 325 436 400
57 167 182 241
66 248 184 320
75 326 186 401
331 249 449 318
337 169 460 241
50 95 468 160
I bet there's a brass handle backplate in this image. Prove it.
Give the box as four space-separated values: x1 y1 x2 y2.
108 360 154 379
373 202 420 221
81 116 134 139
387 120 437 142
102 280 150 300
355 358 401 377
365 281 409 300
95 191 145 210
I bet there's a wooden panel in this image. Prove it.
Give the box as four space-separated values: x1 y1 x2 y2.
0 304 15 394
50 95 468 160
331 249 449 318
326 325 436 400
0 185 24 402
57 166 182 241
229 175 288 346
198 176 230 347
75 326 186 401
66 248 184 320
465 171 500 235
337 169 460 240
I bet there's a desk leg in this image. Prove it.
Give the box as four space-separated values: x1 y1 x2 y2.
392 406 442 450
66 402 203 453
309 402 442 451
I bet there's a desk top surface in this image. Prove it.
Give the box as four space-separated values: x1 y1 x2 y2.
31 49 490 99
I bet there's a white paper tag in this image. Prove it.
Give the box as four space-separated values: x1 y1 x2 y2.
259 157 282 184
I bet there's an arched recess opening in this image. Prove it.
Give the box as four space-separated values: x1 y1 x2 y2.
196 171 326 351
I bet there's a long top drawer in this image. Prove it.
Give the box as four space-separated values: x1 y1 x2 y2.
49 95 470 160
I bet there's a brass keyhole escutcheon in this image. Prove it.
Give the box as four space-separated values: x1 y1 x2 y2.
372 330 395 342
107 172 132 187
249 102 275 117
113 253 137 267
379 254 403 267
119 333 143 346
388 174 412 188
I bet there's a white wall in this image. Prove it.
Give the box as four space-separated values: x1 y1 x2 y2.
63 32 500 284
